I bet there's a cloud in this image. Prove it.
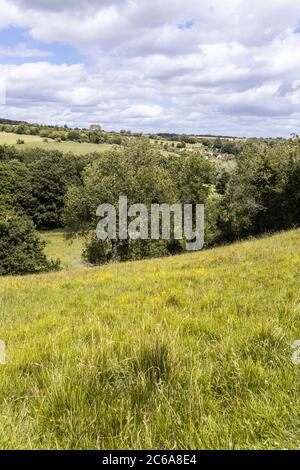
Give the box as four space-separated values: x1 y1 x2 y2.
0 0 300 136
121 104 164 119
0 43 51 58
10 0 125 13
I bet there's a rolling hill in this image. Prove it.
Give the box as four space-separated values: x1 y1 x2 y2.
0 132 113 155
0 229 299 449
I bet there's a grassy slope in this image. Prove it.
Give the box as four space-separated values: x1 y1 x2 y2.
0 132 112 155
0 229 300 450
41 231 85 270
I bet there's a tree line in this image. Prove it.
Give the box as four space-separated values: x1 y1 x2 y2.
0 137 299 274
0 122 125 145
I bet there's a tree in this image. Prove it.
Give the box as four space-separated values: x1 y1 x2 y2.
16 124 28 135
177 152 216 205
29 152 81 229
89 124 102 132
222 141 300 239
0 160 34 216
0 212 60 276
67 130 82 141
88 132 102 144
64 140 178 263
176 142 186 149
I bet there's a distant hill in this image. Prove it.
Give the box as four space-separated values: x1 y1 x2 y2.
0 118 28 125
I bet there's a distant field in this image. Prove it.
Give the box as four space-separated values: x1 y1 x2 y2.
41 231 85 270
0 229 300 449
0 132 112 155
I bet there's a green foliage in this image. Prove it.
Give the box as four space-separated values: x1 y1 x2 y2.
177 152 216 204
1 130 300 269
0 121 126 148
29 151 82 229
0 144 109 232
0 160 34 216
82 235 112 265
222 141 300 238
64 140 180 263
176 141 186 149
67 130 82 142
64 138 300 265
0 212 60 275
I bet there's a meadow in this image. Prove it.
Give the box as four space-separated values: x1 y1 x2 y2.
0 229 299 449
0 132 112 155
41 231 85 270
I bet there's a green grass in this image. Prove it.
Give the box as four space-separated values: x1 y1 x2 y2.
0 229 300 449
0 132 112 155
41 231 85 270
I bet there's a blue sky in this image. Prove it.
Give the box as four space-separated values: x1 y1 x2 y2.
178 20 195 31
0 27 82 65
0 0 300 136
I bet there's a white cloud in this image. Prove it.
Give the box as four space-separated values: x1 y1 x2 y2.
1 0 300 135
121 104 164 119
0 43 51 58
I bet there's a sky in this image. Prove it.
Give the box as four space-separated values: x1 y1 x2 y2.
0 0 300 136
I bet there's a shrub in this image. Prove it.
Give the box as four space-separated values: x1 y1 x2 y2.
83 235 112 265
0 213 61 276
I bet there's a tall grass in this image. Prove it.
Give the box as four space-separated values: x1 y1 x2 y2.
0 229 300 449
41 231 85 270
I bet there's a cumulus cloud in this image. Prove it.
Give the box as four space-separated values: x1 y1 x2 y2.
0 43 51 58
0 0 300 135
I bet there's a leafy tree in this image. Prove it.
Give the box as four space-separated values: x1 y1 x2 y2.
67 130 82 141
29 152 82 229
0 160 34 216
0 144 19 162
88 132 102 144
89 124 102 131
178 152 216 205
176 142 186 149
0 212 60 276
16 124 28 135
222 141 300 238
64 140 178 262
